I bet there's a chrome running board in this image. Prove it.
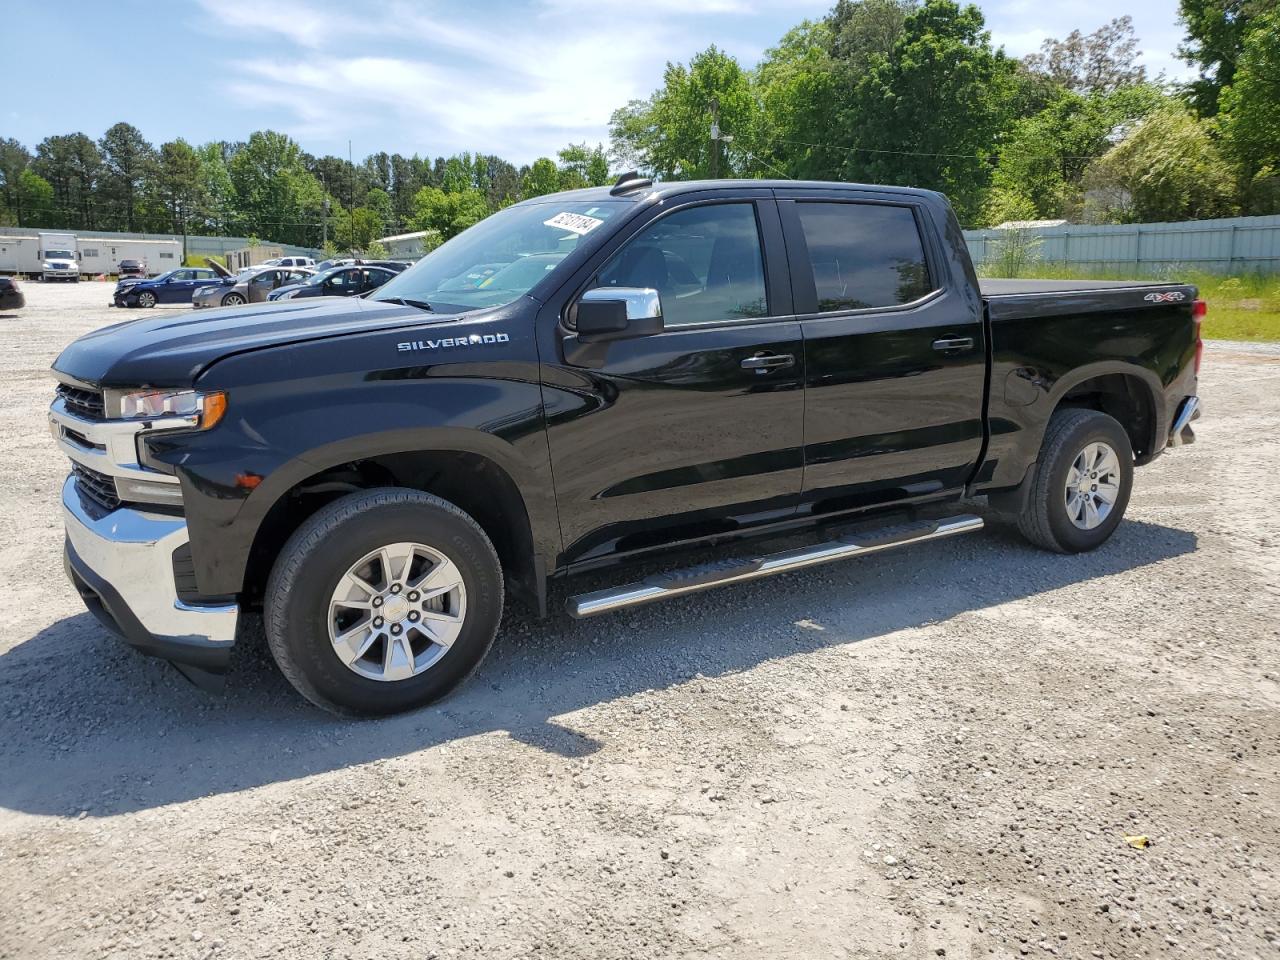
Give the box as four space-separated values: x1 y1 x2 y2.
567 514 984 618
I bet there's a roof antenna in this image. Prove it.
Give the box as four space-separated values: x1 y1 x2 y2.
610 170 653 196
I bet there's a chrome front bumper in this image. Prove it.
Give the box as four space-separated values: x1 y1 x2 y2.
61 476 238 673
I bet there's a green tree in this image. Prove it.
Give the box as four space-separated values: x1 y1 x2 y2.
609 45 766 180
16 170 55 226
1082 104 1239 222
1023 17 1146 95
556 143 611 188
521 157 561 198
1179 0 1278 115
197 142 235 233
755 20 844 179
410 186 488 240
33 133 102 229
1218 6 1280 178
335 206 383 250
0 138 33 225
828 0 916 73
98 122 156 231
985 85 1166 223
155 140 207 252
228 130 326 245
843 0 1015 222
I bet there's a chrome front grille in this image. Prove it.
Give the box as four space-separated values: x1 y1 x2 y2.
71 462 122 513
55 382 106 420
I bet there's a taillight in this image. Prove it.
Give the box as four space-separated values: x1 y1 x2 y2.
1192 299 1206 374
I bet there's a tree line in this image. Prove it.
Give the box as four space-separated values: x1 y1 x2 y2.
0 128 611 253
611 0 1280 226
1 0 1277 246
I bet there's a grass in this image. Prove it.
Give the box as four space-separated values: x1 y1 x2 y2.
979 263 1280 342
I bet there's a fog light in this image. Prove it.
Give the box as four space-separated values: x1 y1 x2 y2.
115 477 185 506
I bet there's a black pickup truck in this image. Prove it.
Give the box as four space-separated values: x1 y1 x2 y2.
49 176 1203 715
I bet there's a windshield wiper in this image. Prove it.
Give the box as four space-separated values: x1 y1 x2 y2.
380 296 434 311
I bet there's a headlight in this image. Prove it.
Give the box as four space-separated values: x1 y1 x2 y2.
275 289 298 300
107 388 227 429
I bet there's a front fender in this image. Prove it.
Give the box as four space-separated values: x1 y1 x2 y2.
145 313 555 597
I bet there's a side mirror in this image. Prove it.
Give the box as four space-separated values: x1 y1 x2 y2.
574 287 663 343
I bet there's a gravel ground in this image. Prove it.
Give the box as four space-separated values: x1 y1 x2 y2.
1 281 1277 960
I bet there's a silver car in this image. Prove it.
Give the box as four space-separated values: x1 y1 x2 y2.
192 265 314 309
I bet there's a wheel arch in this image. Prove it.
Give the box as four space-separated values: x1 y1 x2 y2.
1045 362 1165 464
238 430 556 616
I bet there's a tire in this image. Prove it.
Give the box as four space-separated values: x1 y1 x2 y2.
222 292 246 306
1017 408 1134 553
136 290 156 308
265 488 504 716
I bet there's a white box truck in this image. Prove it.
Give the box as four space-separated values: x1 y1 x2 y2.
38 232 79 281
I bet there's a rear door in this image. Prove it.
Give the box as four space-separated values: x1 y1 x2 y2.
541 193 806 565
777 190 986 508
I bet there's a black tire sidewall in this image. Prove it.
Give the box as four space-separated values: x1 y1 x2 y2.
269 496 503 715
1044 414 1134 552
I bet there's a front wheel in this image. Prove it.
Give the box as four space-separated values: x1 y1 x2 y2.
265 489 504 716
135 290 157 308
1017 408 1134 553
222 292 246 306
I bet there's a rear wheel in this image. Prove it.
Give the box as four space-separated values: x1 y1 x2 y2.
136 290 157 308
1017 408 1133 553
221 292 246 306
265 489 503 716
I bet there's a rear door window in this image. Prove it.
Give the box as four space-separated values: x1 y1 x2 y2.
794 202 933 312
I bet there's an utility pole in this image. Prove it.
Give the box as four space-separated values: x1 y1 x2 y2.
348 139 356 252
709 98 720 180
709 99 733 179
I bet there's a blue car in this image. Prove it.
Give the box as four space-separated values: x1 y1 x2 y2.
112 267 223 308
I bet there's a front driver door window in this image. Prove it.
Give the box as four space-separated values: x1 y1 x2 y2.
324 270 358 295
592 203 767 327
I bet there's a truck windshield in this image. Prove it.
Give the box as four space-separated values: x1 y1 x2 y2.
369 200 629 311
47 250 74 259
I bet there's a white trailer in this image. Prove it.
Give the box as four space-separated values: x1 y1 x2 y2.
38 232 80 281
79 238 183 277
0 235 39 276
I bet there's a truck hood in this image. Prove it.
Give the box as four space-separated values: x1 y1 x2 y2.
53 296 457 387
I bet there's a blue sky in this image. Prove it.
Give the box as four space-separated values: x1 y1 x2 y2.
8 0 1193 164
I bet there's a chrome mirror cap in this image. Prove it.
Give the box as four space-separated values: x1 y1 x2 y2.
580 286 662 321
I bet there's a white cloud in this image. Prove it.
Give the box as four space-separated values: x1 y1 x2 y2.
200 0 708 160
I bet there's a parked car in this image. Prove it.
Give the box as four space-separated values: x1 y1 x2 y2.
49 176 1203 715
111 267 223 308
277 256 316 268
0 276 23 310
192 265 315 309
266 264 401 301
117 259 147 279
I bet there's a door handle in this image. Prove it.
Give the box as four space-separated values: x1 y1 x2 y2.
932 336 975 353
741 353 795 371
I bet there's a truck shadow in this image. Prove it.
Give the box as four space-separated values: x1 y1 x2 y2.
0 516 1197 817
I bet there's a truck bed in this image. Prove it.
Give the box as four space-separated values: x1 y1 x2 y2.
980 278 1197 322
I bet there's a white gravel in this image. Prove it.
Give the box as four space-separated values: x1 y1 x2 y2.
1 281 1277 959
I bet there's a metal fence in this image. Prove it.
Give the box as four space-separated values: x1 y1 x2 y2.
963 214 1280 275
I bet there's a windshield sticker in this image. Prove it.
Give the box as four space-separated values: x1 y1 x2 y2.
543 211 604 236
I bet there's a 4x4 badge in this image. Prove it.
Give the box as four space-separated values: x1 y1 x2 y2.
1143 291 1185 303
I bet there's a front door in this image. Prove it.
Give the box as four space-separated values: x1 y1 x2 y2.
777 192 986 509
541 196 806 566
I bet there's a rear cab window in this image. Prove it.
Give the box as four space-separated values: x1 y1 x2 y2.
793 202 935 312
